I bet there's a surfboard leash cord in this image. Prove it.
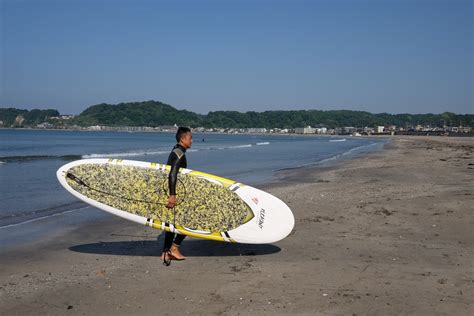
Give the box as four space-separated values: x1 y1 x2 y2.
163 250 172 266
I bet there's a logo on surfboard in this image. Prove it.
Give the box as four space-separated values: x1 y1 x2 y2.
258 208 266 229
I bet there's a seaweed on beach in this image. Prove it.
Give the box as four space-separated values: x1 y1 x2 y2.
65 164 250 232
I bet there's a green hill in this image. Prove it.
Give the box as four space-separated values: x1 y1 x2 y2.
73 100 203 127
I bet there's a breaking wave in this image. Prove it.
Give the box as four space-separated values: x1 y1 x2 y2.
2 141 272 163
0 154 83 163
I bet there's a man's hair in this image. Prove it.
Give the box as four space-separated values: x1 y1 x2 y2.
176 126 191 143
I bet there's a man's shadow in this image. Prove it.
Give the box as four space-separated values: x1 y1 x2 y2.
69 232 281 257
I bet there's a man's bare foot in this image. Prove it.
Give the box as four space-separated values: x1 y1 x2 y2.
160 251 173 262
170 244 186 260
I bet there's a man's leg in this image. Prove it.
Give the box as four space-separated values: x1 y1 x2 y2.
163 231 174 252
160 231 175 265
173 234 186 246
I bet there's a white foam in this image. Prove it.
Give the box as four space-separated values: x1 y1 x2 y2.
289 142 380 169
82 150 169 158
210 144 253 150
329 138 346 142
82 141 264 159
231 144 252 149
341 142 379 156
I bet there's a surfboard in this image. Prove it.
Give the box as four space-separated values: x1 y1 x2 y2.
56 159 294 244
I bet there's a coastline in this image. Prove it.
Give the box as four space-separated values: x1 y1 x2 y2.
3 126 472 138
0 136 472 315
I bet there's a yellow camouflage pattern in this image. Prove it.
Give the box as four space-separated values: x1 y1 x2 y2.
66 164 251 232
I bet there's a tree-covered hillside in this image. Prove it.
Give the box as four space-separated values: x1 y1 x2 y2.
73 101 204 127
202 110 472 129
75 101 472 128
0 108 59 127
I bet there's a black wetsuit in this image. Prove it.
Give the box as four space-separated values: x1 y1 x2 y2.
163 144 187 252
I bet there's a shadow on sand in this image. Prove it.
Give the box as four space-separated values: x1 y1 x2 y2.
69 234 281 257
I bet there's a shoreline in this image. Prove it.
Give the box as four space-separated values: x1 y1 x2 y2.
2 127 472 139
0 136 472 314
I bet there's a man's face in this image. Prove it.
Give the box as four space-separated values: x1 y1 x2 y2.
180 132 193 149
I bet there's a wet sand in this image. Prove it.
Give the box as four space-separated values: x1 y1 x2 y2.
1 136 473 315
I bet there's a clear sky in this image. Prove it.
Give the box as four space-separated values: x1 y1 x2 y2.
1 0 472 115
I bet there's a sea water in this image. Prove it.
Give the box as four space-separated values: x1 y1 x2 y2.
0 129 385 230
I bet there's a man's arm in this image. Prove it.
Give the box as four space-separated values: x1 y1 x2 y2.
168 156 180 196
167 151 182 208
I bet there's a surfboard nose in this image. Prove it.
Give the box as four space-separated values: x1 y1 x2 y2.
261 197 295 243
230 186 295 244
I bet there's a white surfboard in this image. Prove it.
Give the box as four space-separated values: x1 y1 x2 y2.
56 159 294 244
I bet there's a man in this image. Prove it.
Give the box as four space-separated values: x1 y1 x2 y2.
160 126 193 265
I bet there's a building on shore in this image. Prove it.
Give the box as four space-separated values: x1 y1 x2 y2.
316 127 328 134
295 126 316 134
36 122 54 129
247 128 267 133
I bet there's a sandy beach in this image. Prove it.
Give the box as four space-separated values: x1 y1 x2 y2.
1 136 472 315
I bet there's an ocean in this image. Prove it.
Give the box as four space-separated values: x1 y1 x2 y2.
0 129 385 242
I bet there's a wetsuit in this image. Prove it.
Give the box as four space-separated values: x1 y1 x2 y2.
163 144 187 252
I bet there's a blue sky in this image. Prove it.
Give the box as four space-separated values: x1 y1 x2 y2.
1 0 472 115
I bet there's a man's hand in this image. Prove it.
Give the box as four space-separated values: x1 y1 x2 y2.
166 195 177 208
